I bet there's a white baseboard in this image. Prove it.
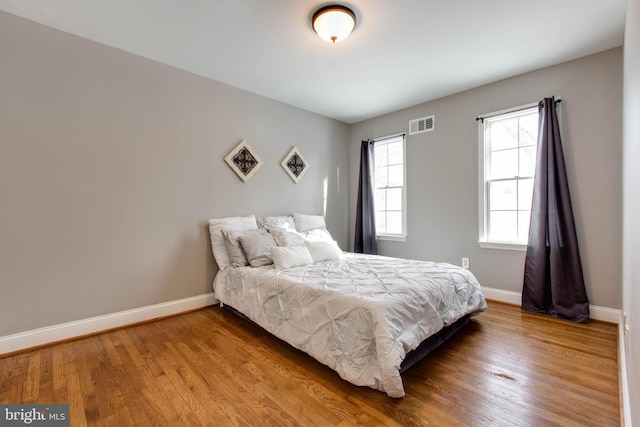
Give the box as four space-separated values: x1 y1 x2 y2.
481 286 522 305
0 293 217 356
481 286 621 324
619 311 632 427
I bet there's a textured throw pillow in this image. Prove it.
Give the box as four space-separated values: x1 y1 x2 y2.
222 229 250 267
238 228 278 267
305 241 343 263
293 213 326 232
257 215 295 230
271 245 314 270
267 228 306 247
208 215 257 269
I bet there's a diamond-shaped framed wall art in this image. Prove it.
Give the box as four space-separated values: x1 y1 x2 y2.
281 147 309 183
224 140 262 182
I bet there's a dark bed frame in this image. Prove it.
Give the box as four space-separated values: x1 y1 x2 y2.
399 314 471 373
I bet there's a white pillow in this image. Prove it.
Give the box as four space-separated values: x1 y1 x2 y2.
208 215 257 270
300 227 334 243
305 241 343 263
268 228 306 247
271 245 314 270
238 228 277 267
257 215 295 230
293 213 326 232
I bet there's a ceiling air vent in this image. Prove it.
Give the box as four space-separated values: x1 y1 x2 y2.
409 115 435 135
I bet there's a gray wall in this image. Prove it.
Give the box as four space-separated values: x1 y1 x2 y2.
623 0 640 424
349 48 623 310
0 10 625 339
0 12 350 337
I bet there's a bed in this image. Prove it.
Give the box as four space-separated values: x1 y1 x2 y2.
209 214 487 398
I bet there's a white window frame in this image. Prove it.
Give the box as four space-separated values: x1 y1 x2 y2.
373 134 407 242
478 102 539 251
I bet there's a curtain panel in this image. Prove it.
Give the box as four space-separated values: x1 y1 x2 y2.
522 97 590 323
354 139 378 254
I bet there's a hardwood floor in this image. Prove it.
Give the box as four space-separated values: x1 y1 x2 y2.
0 301 619 426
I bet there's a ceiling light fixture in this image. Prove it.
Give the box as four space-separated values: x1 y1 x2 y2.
312 5 356 43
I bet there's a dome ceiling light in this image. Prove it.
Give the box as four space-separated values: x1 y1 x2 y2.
312 5 357 43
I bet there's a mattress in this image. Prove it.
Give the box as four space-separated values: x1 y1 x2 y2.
212 252 487 398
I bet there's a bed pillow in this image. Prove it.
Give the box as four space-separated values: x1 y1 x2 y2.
257 215 295 230
267 228 306 247
293 213 326 232
300 227 335 243
208 215 257 269
305 240 343 263
238 228 278 267
222 229 250 267
271 245 314 270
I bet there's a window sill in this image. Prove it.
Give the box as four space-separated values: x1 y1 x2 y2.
478 241 527 252
377 234 407 242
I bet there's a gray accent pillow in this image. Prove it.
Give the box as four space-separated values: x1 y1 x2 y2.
238 228 277 267
222 229 249 267
207 215 257 269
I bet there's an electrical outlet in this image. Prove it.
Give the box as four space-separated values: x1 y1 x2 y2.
462 257 470 269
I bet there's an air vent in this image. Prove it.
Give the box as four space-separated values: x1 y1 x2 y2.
409 115 435 135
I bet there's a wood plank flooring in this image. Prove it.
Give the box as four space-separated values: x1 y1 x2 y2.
0 301 620 426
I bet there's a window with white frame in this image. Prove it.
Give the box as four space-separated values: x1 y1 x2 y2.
373 134 406 240
479 105 539 249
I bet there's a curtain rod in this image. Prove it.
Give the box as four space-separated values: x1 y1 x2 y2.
476 98 562 123
373 132 406 142
373 132 407 141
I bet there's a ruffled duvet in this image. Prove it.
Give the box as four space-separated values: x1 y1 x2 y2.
212 253 487 397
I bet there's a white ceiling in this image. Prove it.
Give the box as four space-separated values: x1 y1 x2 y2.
0 0 626 124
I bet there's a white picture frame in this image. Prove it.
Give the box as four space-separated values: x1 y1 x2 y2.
224 140 262 182
281 147 309 183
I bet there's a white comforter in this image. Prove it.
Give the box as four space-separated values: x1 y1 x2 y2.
212 253 487 398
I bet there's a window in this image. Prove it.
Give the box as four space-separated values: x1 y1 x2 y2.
479 105 539 249
373 134 406 240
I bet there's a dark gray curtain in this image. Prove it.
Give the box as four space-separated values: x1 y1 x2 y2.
522 97 589 323
354 139 378 254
